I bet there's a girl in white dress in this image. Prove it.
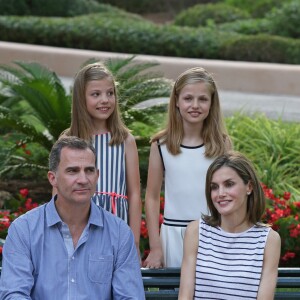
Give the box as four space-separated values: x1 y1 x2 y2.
144 67 232 268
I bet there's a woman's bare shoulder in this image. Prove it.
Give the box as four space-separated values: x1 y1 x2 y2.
186 220 199 236
267 228 281 246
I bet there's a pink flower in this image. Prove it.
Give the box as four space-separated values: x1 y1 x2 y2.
283 192 291 200
281 251 296 262
289 224 300 238
262 184 300 267
159 214 164 225
19 188 29 198
140 219 148 239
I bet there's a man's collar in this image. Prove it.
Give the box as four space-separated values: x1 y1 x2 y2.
46 196 103 228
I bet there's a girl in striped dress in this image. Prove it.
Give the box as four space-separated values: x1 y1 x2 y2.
179 151 281 300
144 67 232 268
64 62 141 255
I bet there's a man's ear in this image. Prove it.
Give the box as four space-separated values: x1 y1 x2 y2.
48 171 57 188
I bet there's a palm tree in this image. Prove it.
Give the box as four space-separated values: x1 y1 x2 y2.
0 56 172 178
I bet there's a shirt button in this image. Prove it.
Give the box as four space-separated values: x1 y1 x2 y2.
71 278 75 283
72 256 75 260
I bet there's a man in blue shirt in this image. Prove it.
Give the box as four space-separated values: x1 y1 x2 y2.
0 136 145 299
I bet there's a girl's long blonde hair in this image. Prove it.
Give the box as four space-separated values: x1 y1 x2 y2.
151 67 232 157
65 62 129 145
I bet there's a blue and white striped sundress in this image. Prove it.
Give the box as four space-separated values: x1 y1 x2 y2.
194 220 270 299
91 132 129 223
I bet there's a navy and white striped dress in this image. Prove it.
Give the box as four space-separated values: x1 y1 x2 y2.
194 220 270 299
91 132 129 223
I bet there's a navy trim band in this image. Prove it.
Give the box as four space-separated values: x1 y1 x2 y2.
157 141 165 171
163 217 194 227
180 143 204 149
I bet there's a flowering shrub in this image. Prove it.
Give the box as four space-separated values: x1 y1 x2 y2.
0 186 299 267
262 184 300 267
16 141 32 156
140 194 164 262
0 188 39 253
140 185 300 267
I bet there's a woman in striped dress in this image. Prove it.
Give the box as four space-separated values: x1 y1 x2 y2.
64 62 141 255
179 151 281 300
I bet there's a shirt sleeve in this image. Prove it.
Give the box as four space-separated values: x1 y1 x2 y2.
0 218 33 300
111 223 145 299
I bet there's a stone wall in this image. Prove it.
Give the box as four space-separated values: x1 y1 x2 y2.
1 41 300 96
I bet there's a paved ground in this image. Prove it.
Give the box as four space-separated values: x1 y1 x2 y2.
61 77 300 123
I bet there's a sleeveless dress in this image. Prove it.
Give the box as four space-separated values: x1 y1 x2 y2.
194 220 271 299
158 142 214 267
91 132 129 223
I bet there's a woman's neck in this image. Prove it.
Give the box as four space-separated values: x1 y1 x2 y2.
220 216 253 233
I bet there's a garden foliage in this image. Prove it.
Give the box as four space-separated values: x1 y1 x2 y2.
174 3 250 27
94 0 217 14
226 113 300 199
0 1 300 64
139 188 300 267
0 58 172 180
262 184 300 267
223 0 290 17
0 0 121 17
1 184 299 267
265 0 300 39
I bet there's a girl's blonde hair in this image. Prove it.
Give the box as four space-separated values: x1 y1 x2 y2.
151 67 232 156
65 62 129 145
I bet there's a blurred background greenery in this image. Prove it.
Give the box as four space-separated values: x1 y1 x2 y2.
0 0 299 202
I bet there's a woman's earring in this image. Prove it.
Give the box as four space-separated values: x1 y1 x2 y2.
247 191 251 195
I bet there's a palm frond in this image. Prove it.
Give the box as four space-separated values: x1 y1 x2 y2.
0 162 48 177
105 56 136 74
0 64 26 84
0 57 172 181
0 110 53 150
0 61 71 140
14 61 59 82
120 78 171 107
80 56 172 126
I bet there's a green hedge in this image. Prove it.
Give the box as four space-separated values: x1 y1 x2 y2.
0 14 237 59
218 19 271 35
223 0 291 17
216 0 300 39
266 0 300 38
174 3 250 27
94 0 218 14
221 34 300 64
0 13 299 64
0 0 122 17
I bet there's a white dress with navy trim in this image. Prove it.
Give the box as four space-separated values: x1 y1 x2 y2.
158 142 214 267
194 220 270 299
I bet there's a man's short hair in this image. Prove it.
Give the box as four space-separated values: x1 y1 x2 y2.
49 136 96 172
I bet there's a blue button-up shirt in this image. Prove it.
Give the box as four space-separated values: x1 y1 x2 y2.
0 198 145 300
